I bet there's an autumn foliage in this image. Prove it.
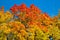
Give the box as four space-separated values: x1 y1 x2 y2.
0 4 60 40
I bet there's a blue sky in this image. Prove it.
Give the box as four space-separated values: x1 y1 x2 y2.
0 0 60 17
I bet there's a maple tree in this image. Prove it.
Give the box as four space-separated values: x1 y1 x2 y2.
0 4 60 40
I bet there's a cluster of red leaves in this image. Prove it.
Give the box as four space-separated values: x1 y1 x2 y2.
10 4 41 13
10 4 42 20
10 4 52 32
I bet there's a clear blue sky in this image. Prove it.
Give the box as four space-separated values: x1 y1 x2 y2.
0 0 60 17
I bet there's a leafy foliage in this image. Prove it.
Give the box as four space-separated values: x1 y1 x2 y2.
0 4 60 40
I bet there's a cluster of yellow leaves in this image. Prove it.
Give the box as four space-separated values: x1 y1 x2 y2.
0 11 13 23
